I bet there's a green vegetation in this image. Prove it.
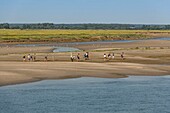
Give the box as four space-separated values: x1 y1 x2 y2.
0 29 170 43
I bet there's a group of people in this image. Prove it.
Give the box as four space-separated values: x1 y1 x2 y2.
23 54 36 62
23 54 48 62
70 51 125 62
23 52 125 62
104 53 114 61
70 52 89 62
104 52 124 61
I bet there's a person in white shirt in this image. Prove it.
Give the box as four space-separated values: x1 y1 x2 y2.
27 54 31 61
104 53 107 61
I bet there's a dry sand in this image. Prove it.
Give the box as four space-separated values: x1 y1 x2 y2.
0 40 170 86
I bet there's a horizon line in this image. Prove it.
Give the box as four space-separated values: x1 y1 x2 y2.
1 22 170 25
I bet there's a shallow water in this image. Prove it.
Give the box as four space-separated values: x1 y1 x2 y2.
53 47 80 52
0 76 170 113
12 37 170 53
149 37 170 40
15 37 170 47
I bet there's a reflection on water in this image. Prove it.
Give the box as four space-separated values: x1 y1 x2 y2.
0 76 170 113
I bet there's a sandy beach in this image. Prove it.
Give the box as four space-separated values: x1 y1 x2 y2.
0 40 170 86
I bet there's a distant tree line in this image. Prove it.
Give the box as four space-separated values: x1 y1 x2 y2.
0 23 170 30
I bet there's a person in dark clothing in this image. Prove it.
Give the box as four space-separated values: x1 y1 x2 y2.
108 53 111 60
84 52 89 60
30 55 33 61
77 53 80 61
23 55 26 62
121 52 125 60
33 53 36 62
45 56 48 61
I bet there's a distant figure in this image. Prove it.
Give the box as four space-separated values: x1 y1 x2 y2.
104 53 107 61
71 57 74 62
33 53 36 62
121 52 125 60
70 53 74 62
77 53 80 61
112 52 115 59
86 52 89 60
108 53 111 59
27 54 31 61
84 53 87 60
45 56 48 61
23 55 26 62
84 52 89 60
30 55 33 61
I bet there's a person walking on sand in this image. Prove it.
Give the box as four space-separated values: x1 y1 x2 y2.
44 55 48 61
112 52 115 59
108 53 111 60
84 52 88 60
33 53 36 62
77 53 80 61
121 52 125 60
70 53 74 62
30 55 33 61
84 53 87 60
28 54 31 62
84 52 89 60
104 53 107 61
23 55 26 62
87 52 89 60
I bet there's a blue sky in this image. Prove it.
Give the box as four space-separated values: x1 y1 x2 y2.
0 0 170 24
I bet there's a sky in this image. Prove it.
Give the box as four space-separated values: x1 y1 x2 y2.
0 0 170 24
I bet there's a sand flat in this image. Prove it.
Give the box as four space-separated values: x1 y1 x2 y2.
0 40 170 86
0 62 170 86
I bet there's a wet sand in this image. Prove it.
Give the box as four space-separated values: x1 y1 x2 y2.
0 40 170 86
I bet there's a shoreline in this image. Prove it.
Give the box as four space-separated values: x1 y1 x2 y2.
0 74 128 87
2 74 170 88
0 62 170 87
